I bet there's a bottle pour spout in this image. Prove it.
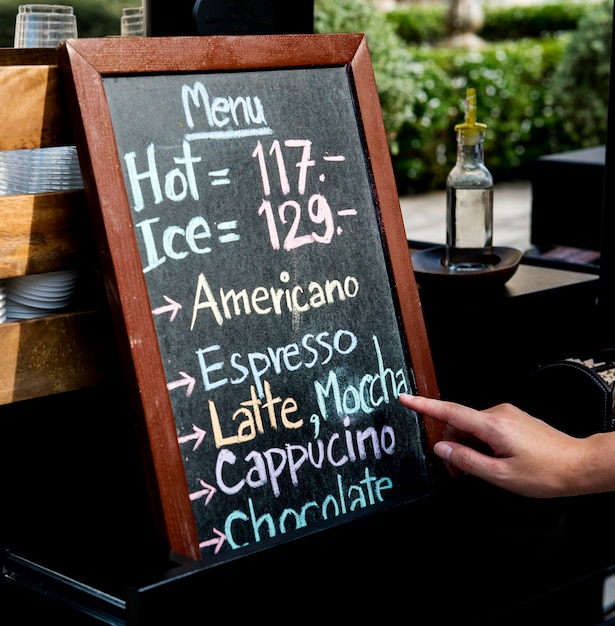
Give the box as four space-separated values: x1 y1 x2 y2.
455 88 486 144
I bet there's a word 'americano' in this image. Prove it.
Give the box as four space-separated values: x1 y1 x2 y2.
191 270 359 330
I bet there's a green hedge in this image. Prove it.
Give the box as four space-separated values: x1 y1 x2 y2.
549 1 613 147
315 0 612 192
480 3 588 41
393 37 571 192
385 3 446 45
314 0 420 164
386 2 588 45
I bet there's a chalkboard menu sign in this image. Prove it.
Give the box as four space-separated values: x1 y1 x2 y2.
59 35 440 562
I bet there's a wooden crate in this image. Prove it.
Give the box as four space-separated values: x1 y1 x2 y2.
0 48 115 405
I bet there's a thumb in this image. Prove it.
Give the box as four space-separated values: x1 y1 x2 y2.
434 440 488 479
433 441 462 478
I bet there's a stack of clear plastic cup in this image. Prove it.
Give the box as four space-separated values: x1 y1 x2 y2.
14 4 78 48
121 7 144 37
7 5 82 319
0 146 82 195
9 5 83 198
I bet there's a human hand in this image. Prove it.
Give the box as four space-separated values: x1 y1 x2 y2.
400 394 595 498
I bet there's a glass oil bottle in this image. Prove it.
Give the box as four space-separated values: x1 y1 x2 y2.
445 88 494 271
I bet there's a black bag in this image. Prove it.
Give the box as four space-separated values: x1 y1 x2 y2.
525 352 615 438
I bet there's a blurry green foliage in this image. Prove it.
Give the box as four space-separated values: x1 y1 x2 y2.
385 1 587 45
315 0 612 192
393 36 573 191
480 2 588 41
550 1 613 147
385 2 446 45
314 0 424 158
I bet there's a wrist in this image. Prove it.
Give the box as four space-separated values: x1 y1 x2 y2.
570 432 615 495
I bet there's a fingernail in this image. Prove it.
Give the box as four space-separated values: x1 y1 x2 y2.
434 441 453 462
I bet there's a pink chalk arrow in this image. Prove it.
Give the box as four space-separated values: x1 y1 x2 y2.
167 371 196 397
189 479 217 505
199 528 226 554
152 295 182 322
178 424 206 450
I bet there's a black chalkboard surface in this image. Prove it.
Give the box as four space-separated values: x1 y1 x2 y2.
59 34 440 562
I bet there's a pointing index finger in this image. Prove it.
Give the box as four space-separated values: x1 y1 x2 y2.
400 394 488 438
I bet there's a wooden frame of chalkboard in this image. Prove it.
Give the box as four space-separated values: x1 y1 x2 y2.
59 34 440 562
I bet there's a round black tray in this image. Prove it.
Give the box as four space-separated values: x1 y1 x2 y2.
411 246 523 290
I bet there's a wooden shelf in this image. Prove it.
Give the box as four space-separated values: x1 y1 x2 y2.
0 190 92 280
0 309 116 405
0 48 70 150
0 48 114 404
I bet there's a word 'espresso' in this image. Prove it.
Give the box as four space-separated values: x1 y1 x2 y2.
197 327 358 400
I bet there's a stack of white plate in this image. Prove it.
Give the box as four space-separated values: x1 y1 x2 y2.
0 280 6 324
5 270 79 321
